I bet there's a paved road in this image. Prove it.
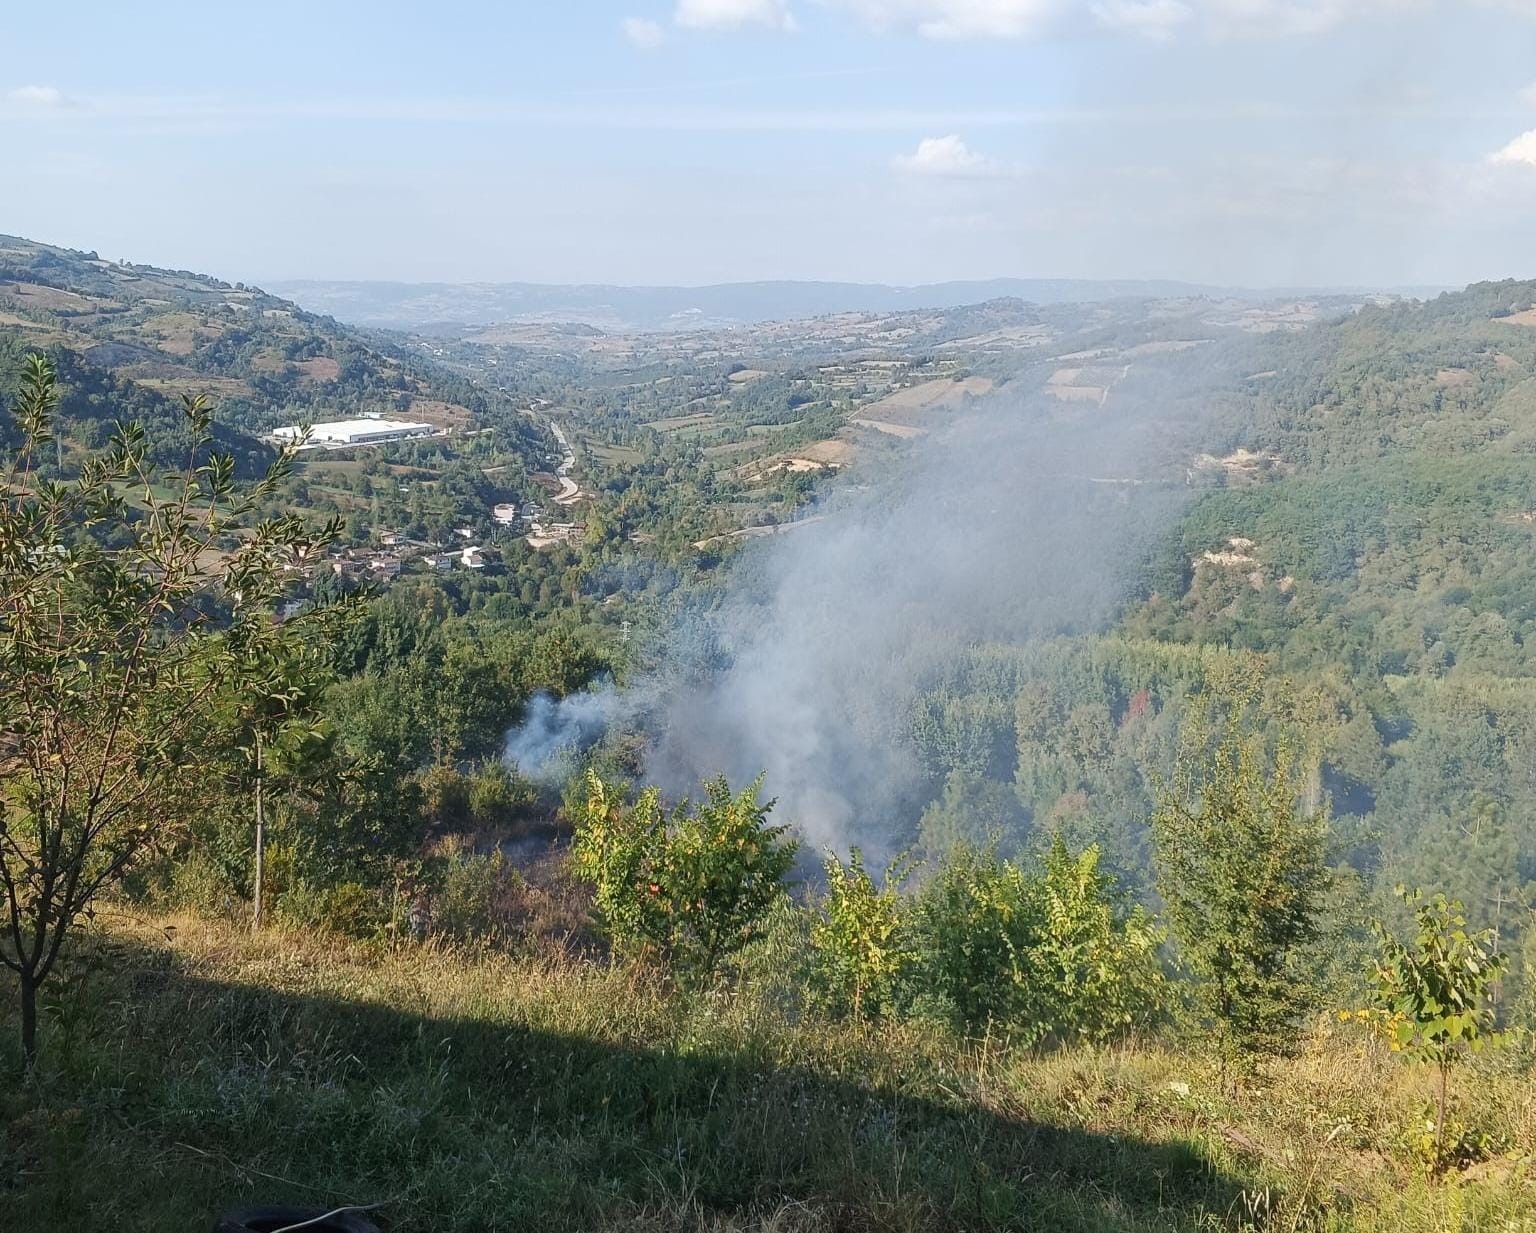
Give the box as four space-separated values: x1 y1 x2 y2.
549 420 580 504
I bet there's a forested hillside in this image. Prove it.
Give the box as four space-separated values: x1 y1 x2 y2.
0 235 549 469
909 281 1536 977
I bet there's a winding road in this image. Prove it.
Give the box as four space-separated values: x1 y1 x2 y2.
548 420 581 505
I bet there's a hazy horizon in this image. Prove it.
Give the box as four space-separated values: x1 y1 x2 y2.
265 272 1450 294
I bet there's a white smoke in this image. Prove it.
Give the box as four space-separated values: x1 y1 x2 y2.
504 373 1199 852
503 685 628 781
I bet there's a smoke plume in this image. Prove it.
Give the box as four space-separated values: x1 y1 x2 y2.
506 375 1195 853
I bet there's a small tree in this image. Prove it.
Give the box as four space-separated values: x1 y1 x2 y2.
810 848 911 1021
571 769 797 984
1152 677 1327 1075
0 354 344 1064
1029 836 1166 1045
220 639 335 931
1368 887 1506 1168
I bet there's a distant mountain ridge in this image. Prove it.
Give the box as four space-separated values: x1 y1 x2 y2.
268 277 1448 334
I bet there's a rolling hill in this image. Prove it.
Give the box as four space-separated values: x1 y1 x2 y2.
0 235 548 472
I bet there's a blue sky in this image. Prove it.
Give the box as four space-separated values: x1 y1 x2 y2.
3 0 1535 288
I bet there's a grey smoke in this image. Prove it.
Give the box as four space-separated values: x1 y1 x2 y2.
506 373 1198 853
503 686 629 781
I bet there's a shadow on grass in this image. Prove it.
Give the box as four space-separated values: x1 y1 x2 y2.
2 936 1255 1233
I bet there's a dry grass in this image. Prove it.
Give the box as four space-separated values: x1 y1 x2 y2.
4 281 104 312
296 356 341 382
2 912 1533 1232
850 418 925 439
858 377 994 425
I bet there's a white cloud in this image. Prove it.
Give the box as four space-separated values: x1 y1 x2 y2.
8 85 65 106
1521 82 1536 107
830 1 1062 38
893 134 999 175
1199 0 1423 38
1092 0 1194 37
675 0 799 30
827 0 1433 39
1490 129 1536 167
622 16 668 47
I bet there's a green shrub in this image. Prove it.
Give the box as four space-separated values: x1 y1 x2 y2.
731 891 815 1020
159 851 242 918
907 846 1041 1036
1028 837 1167 1044
571 770 797 984
467 760 538 830
275 879 382 936
1366 887 1507 1172
809 849 911 1021
906 839 1165 1045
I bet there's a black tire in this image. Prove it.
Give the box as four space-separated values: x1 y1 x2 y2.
213 1206 381 1233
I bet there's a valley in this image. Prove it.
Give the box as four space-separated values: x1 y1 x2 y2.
6 236 1536 1233
9 2 1536 1228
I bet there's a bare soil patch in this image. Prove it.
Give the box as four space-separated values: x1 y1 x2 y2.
407 399 473 427
5 282 102 312
296 356 341 382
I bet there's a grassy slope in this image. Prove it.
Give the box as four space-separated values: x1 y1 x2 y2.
3 914 1532 1232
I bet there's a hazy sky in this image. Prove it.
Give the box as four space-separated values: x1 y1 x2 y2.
4 1 1535 288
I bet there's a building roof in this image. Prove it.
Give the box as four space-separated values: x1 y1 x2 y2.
273 419 434 443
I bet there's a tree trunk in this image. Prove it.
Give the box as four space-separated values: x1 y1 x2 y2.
19 970 37 1066
253 732 265 932
1435 1058 1449 1165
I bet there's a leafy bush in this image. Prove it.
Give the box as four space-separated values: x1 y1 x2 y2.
466 761 536 829
571 770 797 984
809 849 911 1021
1028 837 1167 1044
277 879 382 936
907 847 1040 1036
906 839 1165 1045
1363 887 1507 1171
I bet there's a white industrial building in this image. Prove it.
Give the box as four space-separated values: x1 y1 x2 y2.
271 418 436 448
